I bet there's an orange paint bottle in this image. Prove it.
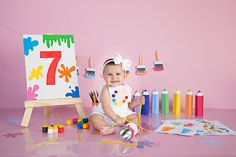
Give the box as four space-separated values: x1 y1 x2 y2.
185 89 193 115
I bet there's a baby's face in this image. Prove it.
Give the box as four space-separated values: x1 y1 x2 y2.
103 64 126 87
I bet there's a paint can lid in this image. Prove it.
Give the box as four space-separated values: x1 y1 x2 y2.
152 89 159 94
175 89 181 94
134 91 141 97
186 89 193 95
162 89 168 94
143 90 149 95
196 90 203 96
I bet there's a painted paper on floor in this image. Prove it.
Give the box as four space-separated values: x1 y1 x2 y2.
155 119 236 136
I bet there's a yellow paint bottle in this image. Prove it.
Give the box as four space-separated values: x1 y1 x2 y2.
173 89 181 114
185 89 193 116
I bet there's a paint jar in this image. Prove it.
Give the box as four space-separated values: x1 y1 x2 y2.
185 89 193 115
133 91 141 113
53 125 58 133
173 89 181 114
195 90 204 116
151 89 159 114
161 89 169 114
58 125 64 133
142 90 149 115
119 122 138 141
42 125 48 133
47 126 53 134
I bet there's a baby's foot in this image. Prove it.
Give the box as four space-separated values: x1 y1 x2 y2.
100 126 115 135
137 127 144 135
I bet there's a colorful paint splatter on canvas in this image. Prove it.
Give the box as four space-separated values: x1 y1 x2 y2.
23 34 79 100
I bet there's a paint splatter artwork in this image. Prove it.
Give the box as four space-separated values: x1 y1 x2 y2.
155 119 236 136
23 34 79 100
155 119 201 136
195 120 236 136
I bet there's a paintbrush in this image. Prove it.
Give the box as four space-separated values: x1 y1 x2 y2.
89 90 99 106
153 50 164 71
84 57 95 78
138 101 142 126
100 139 138 147
136 54 147 76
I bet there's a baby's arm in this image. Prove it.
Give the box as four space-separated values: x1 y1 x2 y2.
128 96 145 110
100 86 124 124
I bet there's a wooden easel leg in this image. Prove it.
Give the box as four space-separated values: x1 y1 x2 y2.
75 103 86 118
21 107 33 127
44 106 51 117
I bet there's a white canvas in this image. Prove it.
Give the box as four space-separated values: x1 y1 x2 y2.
23 34 79 100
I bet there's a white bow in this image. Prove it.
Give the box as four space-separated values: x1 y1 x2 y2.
113 54 131 71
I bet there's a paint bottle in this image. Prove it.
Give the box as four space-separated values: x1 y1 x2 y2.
185 89 193 115
173 89 181 114
151 89 159 114
119 122 138 141
195 90 204 116
133 91 141 113
142 90 149 115
161 89 169 114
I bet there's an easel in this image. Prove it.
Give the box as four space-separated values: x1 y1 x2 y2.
21 98 85 127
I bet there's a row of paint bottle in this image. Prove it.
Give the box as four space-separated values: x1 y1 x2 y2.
133 89 204 116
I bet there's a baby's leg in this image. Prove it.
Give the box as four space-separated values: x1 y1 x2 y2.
126 114 139 125
89 114 115 135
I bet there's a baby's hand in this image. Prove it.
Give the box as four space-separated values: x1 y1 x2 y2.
137 96 145 105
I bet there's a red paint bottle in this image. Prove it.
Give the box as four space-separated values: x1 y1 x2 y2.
195 90 204 116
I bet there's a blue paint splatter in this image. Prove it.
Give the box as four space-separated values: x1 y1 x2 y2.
23 37 39 56
181 128 191 134
199 137 223 147
132 140 154 149
7 118 21 125
65 86 80 98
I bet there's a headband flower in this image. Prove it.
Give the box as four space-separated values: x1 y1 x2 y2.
113 54 131 71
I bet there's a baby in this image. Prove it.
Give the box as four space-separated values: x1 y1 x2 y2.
89 54 144 135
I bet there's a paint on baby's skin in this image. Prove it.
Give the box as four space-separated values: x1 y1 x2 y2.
43 35 74 48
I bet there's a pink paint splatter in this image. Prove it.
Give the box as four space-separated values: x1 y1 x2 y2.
3 133 24 138
27 84 39 100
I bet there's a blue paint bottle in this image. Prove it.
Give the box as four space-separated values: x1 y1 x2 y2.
142 90 149 115
151 89 159 114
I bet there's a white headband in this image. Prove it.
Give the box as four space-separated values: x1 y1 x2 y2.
104 54 131 71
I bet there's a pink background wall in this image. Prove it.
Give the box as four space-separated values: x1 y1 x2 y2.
0 0 235 109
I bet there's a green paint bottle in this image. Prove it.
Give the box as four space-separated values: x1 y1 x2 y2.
161 89 169 114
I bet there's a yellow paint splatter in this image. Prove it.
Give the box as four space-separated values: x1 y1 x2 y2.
28 65 43 80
